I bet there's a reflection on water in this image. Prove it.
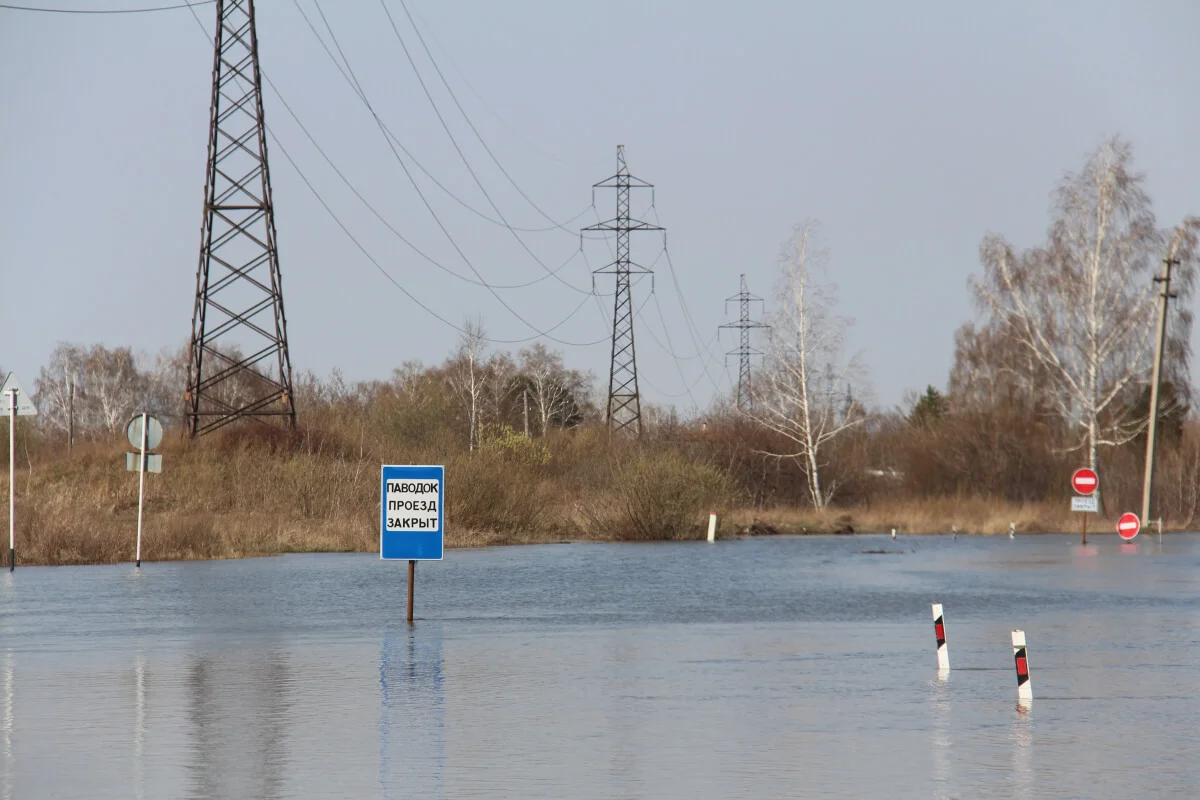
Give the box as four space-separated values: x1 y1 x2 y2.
379 627 444 798
2 652 11 800
606 637 643 800
1012 700 1033 798
186 647 288 800
133 654 145 800
930 671 951 795
0 534 1198 797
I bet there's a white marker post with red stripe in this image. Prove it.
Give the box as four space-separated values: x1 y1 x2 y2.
932 604 949 670
1012 630 1032 701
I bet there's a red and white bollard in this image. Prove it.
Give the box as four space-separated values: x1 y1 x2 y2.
932 604 949 670
1012 630 1032 701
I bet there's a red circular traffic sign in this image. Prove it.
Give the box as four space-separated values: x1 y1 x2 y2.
1117 512 1140 541
1071 468 1099 495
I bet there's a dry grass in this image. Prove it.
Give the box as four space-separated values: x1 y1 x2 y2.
5 423 1161 568
2 431 727 566
726 497 1102 536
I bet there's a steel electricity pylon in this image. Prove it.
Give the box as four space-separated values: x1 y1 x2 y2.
186 0 295 437
719 274 769 409
583 146 662 435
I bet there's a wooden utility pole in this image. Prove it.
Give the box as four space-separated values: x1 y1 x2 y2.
1141 257 1178 527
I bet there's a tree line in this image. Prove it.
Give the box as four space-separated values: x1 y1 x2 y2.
18 136 1200 524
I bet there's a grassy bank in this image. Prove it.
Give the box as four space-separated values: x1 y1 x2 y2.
726 498 1088 536
4 430 1139 567
3 425 733 566
6 399 1184 567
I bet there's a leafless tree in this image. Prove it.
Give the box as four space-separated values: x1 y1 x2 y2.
81 345 143 434
748 220 866 509
482 351 518 431
969 137 1198 494
140 346 187 423
445 318 487 451
34 343 146 438
34 342 84 437
519 343 584 435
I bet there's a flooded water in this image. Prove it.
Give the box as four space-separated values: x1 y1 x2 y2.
1 533 1198 798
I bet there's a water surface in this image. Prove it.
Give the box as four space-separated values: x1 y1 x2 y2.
1 533 1198 798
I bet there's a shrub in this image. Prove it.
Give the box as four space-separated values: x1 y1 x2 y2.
446 449 547 537
609 451 731 540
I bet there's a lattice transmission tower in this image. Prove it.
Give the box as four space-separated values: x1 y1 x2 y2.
719 274 769 409
186 0 295 437
583 146 663 435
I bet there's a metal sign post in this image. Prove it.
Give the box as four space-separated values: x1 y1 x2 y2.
381 465 445 624
2 374 38 571
125 414 164 568
1071 468 1099 545
7 388 12 573
7 388 12 572
136 414 147 568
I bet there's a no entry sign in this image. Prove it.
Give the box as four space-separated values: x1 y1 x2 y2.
1071 468 1098 495
1117 512 1140 541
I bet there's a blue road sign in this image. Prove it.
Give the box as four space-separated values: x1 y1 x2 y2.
380 465 444 560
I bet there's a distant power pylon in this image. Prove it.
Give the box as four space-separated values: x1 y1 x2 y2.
583 145 663 435
719 274 769 409
186 0 296 437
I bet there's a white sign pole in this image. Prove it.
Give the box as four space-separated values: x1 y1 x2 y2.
136 412 147 568
7 389 15 572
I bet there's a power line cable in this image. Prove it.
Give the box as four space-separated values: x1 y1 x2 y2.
271 128 605 346
260 42 588 291
390 0 592 232
371 0 592 293
649 203 724 393
639 282 710 362
402 3 606 168
301 0 597 337
0 1 211 12
646 291 705 408
639 360 711 401
292 0 587 238
182 0 606 347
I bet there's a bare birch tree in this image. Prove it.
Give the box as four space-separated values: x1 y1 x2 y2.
34 343 146 437
969 137 1197 493
519 343 585 435
748 221 866 509
34 342 84 436
445 318 487 451
482 351 518 430
82 345 144 434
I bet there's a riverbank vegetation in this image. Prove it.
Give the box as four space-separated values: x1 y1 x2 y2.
7 136 1200 565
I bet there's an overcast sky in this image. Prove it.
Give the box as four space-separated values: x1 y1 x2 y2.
2 0 1199 412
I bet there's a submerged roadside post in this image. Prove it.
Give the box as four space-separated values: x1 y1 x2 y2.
381 465 445 624
707 512 718 543
2 373 38 572
125 414 163 568
1012 630 1032 703
932 604 949 671
1070 468 1098 545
